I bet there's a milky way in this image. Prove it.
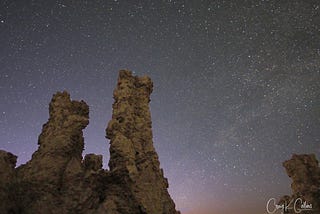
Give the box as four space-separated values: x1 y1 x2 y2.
0 1 319 213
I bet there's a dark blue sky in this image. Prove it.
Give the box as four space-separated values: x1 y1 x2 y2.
0 1 319 213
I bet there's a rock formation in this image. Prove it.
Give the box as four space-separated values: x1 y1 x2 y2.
0 70 179 214
278 154 320 214
106 70 178 214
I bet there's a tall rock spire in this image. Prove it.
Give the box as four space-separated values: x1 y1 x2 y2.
106 70 180 214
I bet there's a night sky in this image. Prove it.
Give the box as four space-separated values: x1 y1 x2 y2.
0 1 319 213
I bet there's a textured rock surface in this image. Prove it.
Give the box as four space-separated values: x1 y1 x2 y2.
106 70 179 214
278 154 320 214
17 91 89 184
0 150 17 212
0 71 179 214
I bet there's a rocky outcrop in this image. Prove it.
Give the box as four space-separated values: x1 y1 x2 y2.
17 91 89 185
106 70 179 214
0 70 179 214
278 154 320 214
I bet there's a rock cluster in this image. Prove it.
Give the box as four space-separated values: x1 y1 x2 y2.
0 70 179 214
279 154 320 214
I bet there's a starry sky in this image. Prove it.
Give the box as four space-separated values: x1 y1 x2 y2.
0 0 319 213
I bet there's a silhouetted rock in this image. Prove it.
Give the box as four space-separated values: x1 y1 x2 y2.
278 154 320 214
0 70 179 214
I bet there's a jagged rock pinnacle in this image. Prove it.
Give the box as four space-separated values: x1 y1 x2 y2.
106 70 179 214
